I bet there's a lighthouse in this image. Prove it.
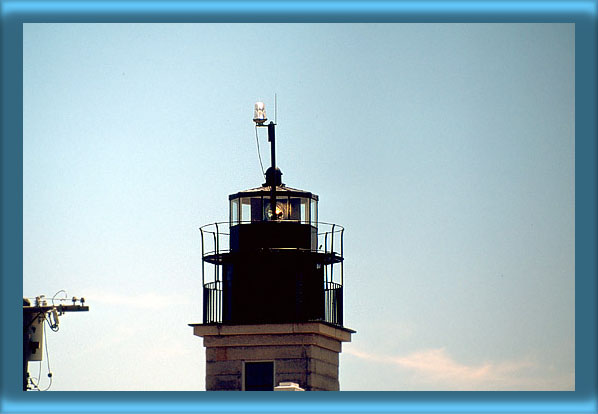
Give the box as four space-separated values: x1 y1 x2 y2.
190 102 354 391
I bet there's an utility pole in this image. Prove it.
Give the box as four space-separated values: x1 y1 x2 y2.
23 295 89 391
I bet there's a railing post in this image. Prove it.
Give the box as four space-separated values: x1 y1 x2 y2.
340 227 344 288
200 227 205 287
331 224 335 254
217 281 222 322
200 228 206 322
338 285 343 325
215 223 220 284
215 223 219 256
202 285 207 323
331 224 335 282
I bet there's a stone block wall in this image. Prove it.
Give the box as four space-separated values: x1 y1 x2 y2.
192 323 353 391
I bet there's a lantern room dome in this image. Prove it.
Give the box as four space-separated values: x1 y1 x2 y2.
264 166 282 187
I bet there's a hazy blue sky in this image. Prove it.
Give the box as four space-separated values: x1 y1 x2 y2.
23 23 574 391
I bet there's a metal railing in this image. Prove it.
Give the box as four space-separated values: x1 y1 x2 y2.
324 281 343 326
202 280 343 326
199 221 343 259
199 222 230 260
203 281 222 324
199 221 345 326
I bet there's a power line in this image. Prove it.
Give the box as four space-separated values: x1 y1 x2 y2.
52 290 68 306
40 323 53 391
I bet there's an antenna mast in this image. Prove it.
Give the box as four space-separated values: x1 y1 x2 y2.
253 101 281 219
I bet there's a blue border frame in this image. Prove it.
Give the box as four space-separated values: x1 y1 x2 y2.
2 1 596 413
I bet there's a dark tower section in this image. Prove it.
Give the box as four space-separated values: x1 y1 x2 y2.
202 184 343 326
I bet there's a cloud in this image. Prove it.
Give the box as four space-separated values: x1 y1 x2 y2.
393 348 494 382
344 347 573 391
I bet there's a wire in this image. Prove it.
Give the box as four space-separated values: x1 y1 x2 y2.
41 374 52 391
45 312 59 332
39 320 53 391
26 296 72 303
52 290 67 307
30 361 42 390
29 379 39 390
255 125 265 178
29 376 40 391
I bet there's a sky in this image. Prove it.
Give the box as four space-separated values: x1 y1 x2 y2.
23 23 574 391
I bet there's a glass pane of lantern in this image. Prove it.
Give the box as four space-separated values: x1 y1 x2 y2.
279 197 289 220
289 198 301 221
240 198 251 223
310 199 317 226
263 199 271 221
231 198 239 225
250 197 262 222
300 198 309 223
